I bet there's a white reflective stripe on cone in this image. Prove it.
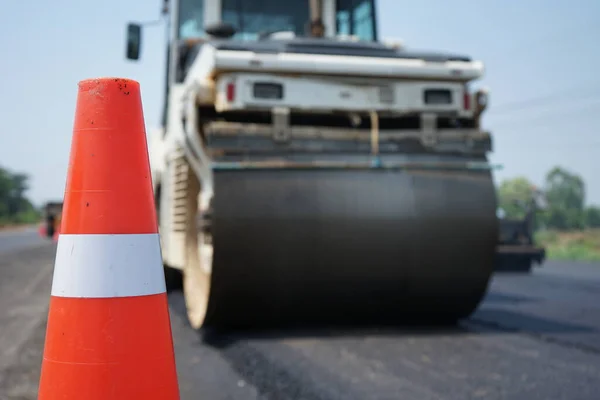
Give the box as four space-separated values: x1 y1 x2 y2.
51 233 166 298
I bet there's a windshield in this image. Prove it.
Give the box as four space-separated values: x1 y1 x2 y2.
336 0 377 41
221 0 310 40
177 0 377 42
178 0 205 39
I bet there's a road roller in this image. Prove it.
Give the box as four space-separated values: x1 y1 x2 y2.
125 0 499 329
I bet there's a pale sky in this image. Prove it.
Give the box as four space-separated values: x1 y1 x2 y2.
1 0 599 206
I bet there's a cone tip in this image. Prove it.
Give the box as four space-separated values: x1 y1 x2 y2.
78 77 140 95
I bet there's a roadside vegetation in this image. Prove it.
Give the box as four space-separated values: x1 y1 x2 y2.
534 229 600 262
498 166 600 263
0 164 40 229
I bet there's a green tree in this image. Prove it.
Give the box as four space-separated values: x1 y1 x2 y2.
584 206 600 228
543 166 586 230
0 167 11 217
0 165 39 225
497 176 537 219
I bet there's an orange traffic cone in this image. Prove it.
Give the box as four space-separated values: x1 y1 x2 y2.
38 78 180 399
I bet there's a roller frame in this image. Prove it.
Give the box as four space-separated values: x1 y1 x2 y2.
164 89 501 329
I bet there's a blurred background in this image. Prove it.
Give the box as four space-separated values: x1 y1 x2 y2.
1 1 599 399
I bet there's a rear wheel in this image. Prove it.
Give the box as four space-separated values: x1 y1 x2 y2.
195 165 496 329
183 169 213 329
155 183 183 291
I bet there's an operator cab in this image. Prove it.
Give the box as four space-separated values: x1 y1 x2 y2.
125 0 380 126
126 0 379 61
177 0 377 42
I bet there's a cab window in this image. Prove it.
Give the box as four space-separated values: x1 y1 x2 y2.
336 0 377 41
221 0 309 40
178 0 205 39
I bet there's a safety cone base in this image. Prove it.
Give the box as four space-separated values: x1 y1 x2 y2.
40 294 178 398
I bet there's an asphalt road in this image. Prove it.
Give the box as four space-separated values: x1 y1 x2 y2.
0 227 46 254
1 230 599 400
